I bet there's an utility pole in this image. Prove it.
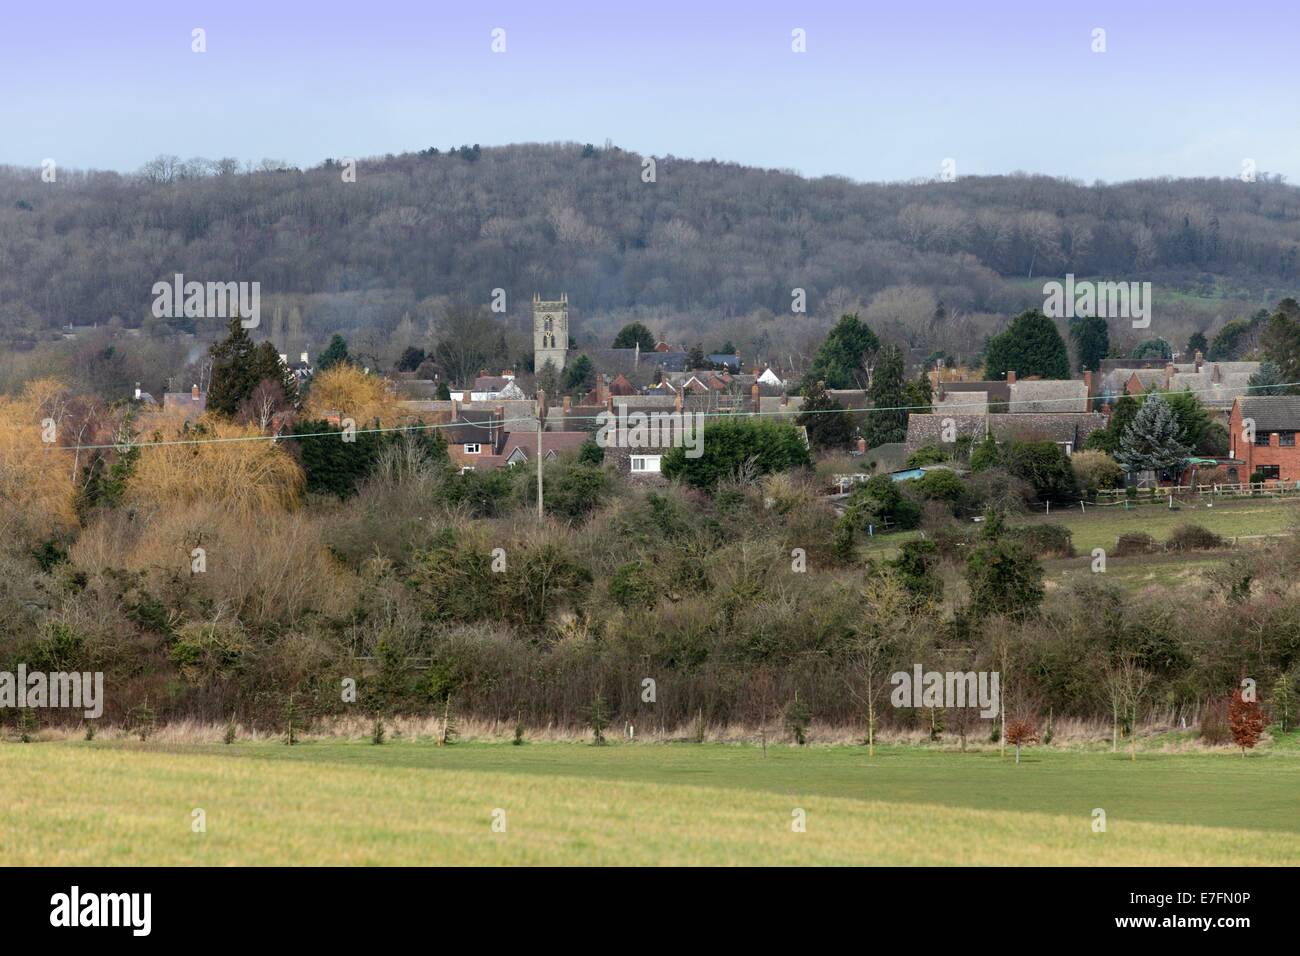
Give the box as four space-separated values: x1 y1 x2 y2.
536 391 544 521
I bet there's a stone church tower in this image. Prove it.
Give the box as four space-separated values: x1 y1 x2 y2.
533 293 569 372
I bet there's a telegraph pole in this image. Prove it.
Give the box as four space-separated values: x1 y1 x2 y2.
536 391 544 521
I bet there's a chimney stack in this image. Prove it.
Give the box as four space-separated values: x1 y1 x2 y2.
857 437 867 453
191 383 200 401
1006 370 1016 385
1164 362 1175 389
780 392 788 407
751 382 760 412
1083 370 1093 397
674 386 683 413
562 395 572 414
1194 350 1204 371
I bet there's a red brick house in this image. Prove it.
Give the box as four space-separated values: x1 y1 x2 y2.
1228 396 1300 483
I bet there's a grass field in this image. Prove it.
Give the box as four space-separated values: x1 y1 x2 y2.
1019 496 1300 554
3 740 1299 865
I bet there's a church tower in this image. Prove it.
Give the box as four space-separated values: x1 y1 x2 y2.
533 292 569 372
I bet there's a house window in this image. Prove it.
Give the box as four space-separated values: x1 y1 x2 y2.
1257 465 1281 480
630 455 662 473
1255 432 1271 446
459 466 475 474
1282 431 1296 447
464 443 481 454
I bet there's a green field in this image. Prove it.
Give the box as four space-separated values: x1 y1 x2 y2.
1020 497 1300 554
3 740 1299 865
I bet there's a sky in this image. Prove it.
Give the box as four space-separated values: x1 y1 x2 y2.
1 0 1297 184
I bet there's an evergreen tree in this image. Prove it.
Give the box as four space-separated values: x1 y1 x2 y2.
1069 315 1109 372
317 333 352 371
1261 299 1300 389
796 380 853 451
612 322 656 351
396 346 426 371
1186 330 1209 357
208 318 299 417
983 310 1070 380
563 354 595 393
1131 338 1172 360
1248 360 1286 396
863 343 907 448
804 313 880 389
1114 392 1189 476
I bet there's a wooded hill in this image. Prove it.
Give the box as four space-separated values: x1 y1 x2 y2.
1 142 1297 370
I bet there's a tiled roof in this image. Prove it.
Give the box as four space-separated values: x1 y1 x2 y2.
1238 396 1300 431
1008 379 1088 413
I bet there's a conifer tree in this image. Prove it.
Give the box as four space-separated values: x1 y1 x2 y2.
863 344 907 448
1114 391 1189 475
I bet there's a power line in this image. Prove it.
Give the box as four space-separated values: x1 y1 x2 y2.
30 379 1300 455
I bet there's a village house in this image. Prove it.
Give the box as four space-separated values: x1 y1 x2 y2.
162 384 207 423
1228 396 1300 484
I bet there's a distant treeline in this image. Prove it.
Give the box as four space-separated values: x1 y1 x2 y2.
1 143 1297 368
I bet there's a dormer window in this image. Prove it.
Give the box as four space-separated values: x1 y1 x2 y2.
465 443 481 454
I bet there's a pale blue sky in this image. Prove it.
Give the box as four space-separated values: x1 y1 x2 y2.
2 0 1296 183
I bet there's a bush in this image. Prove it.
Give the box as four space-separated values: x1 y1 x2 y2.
608 561 657 608
1113 531 1159 556
1001 440 1078 502
844 475 922 532
914 469 966 506
1007 523 1075 558
1071 450 1123 492
905 444 949 468
661 418 812 490
1165 523 1225 551
964 467 1035 514
1200 697 1231 745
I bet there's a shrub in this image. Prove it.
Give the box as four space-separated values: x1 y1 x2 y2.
1165 523 1225 552
1001 440 1078 502
905 444 949 468
608 561 657 609
965 467 1034 514
844 475 921 532
784 694 811 746
914 469 966 506
1007 523 1075 558
1200 697 1230 744
1071 450 1123 492
1113 531 1159 556
661 418 812 490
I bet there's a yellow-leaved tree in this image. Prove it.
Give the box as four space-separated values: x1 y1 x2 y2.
303 365 403 427
0 379 78 541
126 418 303 516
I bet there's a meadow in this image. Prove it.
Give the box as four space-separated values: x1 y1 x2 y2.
3 738 1299 866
